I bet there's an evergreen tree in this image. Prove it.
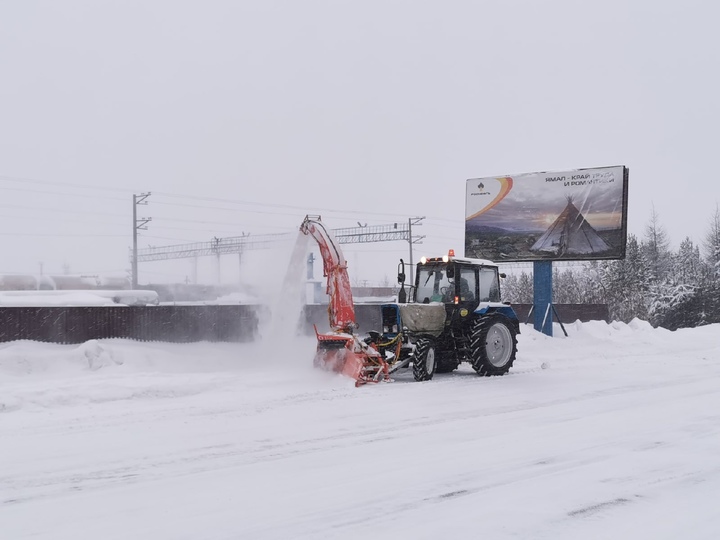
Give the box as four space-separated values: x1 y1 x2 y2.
675 237 703 286
653 237 705 329
642 206 675 326
502 271 533 304
704 203 720 277
701 204 720 324
553 268 577 304
582 260 608 305
601 235 649 322
642 204 672 282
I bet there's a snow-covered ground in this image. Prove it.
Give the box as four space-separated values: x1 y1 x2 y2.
2 320 720 539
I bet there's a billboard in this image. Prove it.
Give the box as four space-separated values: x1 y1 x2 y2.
465 165 628 262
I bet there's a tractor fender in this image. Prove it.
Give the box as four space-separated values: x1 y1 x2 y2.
474 302 520 334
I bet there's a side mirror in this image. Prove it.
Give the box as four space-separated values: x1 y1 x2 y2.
398 287 407 303
499 273 507 279
446 265 455 279
397 258 407 303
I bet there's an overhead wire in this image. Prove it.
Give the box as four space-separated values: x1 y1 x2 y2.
0 232 127 237
0 175 420 221
0 174 143 194
152 191 423 220
0 173 474 281
0 174 462 226
0 185 128 202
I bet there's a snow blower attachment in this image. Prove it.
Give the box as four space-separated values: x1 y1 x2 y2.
300 216 390 386
300 217 520 386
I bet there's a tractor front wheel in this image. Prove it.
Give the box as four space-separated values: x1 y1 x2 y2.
470 314 518 376
412 338 437 381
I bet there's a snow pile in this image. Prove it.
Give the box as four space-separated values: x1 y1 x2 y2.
0 335 340 412
159 290 261 306
0 289 159 306
79 340 123 371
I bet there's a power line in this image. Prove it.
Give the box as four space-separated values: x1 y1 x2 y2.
144 235 194 242
0 203 127 219
0 174 463 223
0 175 415 220
153 191 421 219
0 185 127 202
151 196 422 221
0 174 142 194
0 202 292 232
0 232 127 237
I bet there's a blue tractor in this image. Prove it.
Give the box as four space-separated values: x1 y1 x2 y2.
373 251 520 382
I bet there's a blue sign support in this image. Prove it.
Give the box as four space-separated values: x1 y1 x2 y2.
533 261 553 336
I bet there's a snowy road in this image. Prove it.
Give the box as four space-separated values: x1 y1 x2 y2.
2 321 720 539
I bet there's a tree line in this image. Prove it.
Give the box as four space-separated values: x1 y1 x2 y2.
501 206 720 330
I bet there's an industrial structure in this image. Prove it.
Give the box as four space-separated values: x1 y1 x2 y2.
132 218 426 286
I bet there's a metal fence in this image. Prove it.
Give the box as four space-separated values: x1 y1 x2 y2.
0 306 259 344
0 303 608 344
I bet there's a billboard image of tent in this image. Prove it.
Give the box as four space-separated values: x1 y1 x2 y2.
465 166 628 262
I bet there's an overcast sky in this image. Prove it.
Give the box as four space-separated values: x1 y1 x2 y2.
1 0 718 286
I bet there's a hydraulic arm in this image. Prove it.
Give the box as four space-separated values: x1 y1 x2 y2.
299 215 389 386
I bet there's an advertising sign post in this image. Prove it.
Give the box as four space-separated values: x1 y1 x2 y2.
465 166 629 336
533 261 553 335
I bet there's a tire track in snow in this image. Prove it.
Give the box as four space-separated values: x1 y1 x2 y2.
3 371 717 510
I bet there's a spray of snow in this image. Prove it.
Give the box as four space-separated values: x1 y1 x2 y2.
258 230 312 357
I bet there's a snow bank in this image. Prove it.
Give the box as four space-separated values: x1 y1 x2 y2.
159 290 261 306
0 290 159 306
1 319 717 414
0 335 348 412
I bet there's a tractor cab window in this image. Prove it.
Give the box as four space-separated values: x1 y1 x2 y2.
415 266 452 303
458 268 477 302
478 267 501 302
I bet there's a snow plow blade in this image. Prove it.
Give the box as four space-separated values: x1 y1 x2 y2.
314 327 390 386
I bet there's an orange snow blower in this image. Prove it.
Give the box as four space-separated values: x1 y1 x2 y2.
300 216 390 386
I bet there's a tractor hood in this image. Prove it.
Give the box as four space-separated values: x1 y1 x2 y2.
398 303 446 337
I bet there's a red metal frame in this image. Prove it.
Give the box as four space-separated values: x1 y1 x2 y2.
301 216 389 386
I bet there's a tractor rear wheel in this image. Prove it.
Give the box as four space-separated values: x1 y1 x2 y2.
470 313 518 376
412 338 436 381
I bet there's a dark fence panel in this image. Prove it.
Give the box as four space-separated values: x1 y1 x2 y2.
0 303 607 344
510 303 610 324
0 306 259 344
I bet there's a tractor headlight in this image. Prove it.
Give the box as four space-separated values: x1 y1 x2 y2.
420 256 427 264
442 255 449 263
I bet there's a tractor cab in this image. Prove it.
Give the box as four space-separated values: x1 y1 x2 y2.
412 252 501 309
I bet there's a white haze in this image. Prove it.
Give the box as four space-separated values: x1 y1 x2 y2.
261 231 311 343
1 1 719 285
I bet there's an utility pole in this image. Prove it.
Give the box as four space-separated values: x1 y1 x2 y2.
132 192 152 289
407 216 425 286
237 232 249 285
212 236 221 285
